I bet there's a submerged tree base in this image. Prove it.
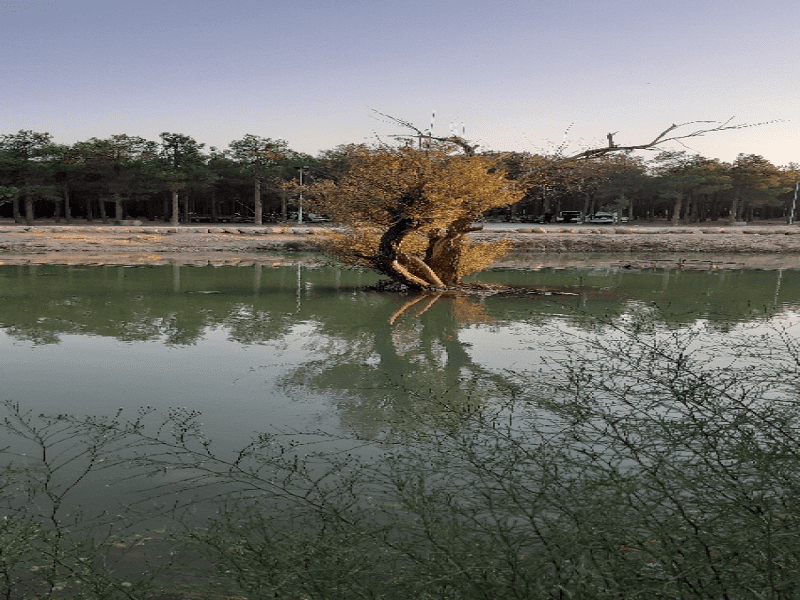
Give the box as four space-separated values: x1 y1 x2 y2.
368 278 580 322
366 277 579 297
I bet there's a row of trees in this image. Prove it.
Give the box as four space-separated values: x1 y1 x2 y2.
2 129 798 227
511 150 798 225
0 131 309 225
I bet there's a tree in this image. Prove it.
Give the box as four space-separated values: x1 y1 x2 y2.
727 154 785 223
49 143 84 223
0 130 57 224
305 143 523 289
158 133 206 226
74 135 159 222
305 117 757 290
228 135 289 225
651 152 731 224
781 163 800 224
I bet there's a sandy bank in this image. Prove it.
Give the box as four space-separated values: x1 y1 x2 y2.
1 221 800 270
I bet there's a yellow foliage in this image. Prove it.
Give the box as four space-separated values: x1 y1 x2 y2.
306 144 523 284
455 238 512 279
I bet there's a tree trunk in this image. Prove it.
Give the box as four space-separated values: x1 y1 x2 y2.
24 191 34 225
687 193 696 223
372 213 483 289
373 216 442 289
542 188 552 219
99 197 108 223
210 186 218 222
671 194 683 226
12 196 21 223
729 190 740 223
115 198 123 221
254 177 263 225
374 217 422 286
425 217 477 286
581 193 591 219
170 190 180 226
62 183 72 223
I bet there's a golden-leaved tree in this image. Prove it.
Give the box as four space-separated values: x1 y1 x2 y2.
306 143 523 289
305 116 762 290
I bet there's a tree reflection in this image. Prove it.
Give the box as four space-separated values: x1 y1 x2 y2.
2 263 800 438
281 292 519 438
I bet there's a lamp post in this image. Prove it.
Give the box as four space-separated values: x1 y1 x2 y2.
296 166 309 224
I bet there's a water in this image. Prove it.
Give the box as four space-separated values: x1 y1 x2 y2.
2 262 800 512
2 263 799 428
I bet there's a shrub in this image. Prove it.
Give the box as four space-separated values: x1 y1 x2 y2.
3 311 800 598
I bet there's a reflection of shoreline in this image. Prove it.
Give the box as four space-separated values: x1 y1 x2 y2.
495 252 800 272
1 251 798 271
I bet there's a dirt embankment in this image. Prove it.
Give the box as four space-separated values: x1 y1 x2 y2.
1 221 800 270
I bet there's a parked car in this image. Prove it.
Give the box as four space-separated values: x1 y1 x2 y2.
556 211 582 223
584 212 615 224
519 214 546 223
188 212 213 223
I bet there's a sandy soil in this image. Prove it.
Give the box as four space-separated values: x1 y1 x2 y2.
1 220 800 270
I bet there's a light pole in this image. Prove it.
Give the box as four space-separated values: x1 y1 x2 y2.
297 166 309 224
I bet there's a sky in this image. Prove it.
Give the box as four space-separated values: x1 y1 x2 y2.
1 0 798 166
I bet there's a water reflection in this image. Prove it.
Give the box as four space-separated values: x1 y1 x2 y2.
281 292 516 437
1 263 800 440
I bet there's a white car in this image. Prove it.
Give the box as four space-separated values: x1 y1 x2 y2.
585 212 615 224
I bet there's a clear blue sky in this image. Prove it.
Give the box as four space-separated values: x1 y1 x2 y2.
2 0 798 165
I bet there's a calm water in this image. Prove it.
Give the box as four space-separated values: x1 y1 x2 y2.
2 262 800 516
2 263 800 438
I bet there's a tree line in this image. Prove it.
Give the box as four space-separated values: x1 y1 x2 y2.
1 129 798 226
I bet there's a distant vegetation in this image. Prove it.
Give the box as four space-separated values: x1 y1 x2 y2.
1 129 797 226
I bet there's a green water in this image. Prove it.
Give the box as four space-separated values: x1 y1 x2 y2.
0 263 795 439
2 263 799 440
1 262 799 516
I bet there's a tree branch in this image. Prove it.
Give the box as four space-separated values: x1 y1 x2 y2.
527 118 782 173
371 110 480 155
373 109 781 174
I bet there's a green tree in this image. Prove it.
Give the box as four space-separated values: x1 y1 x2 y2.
159 133 206 225
652 152 731 224
49 143 85 223
594 153 648 220
0 130 57 224
74 135 159 222
228 135 289 225
727 154 786 222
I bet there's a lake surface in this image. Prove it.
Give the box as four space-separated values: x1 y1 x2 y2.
2 262 800 435
2 262 800 511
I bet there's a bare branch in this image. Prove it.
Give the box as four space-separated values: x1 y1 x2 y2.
374 109 782 175
371 109 481 155
537 118 783 172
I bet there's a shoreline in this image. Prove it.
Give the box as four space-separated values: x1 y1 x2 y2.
2 221 800 270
